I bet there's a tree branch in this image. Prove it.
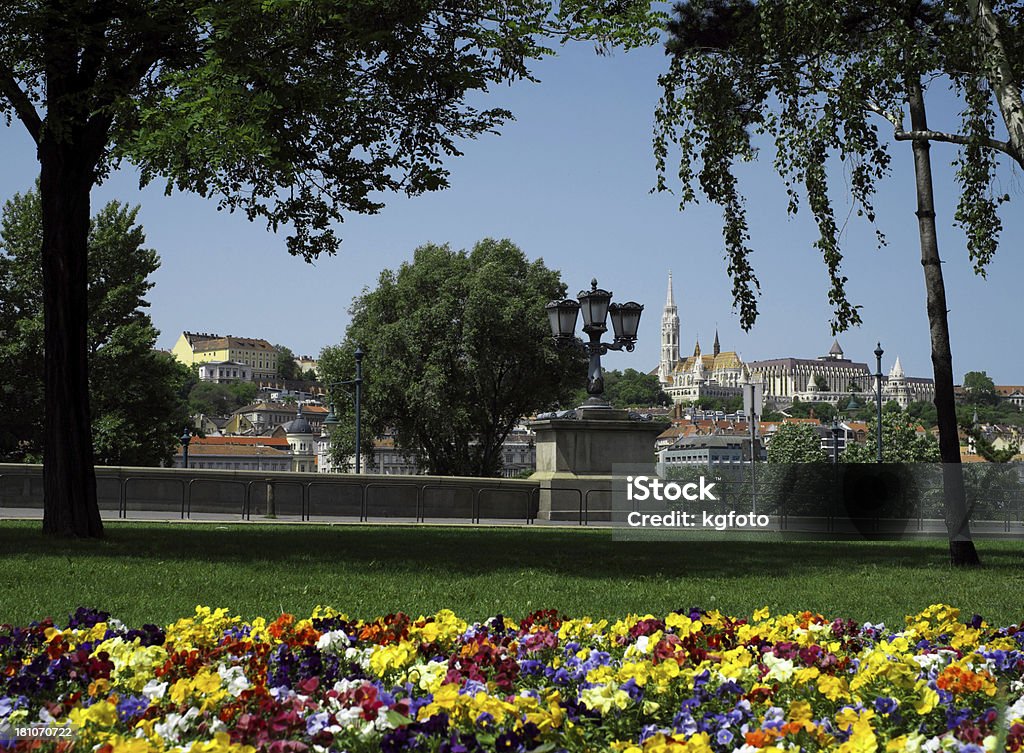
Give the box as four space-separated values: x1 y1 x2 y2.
0 66 42 145
893 127 1015 159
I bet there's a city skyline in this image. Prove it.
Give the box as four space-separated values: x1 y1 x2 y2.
1 42 1021 383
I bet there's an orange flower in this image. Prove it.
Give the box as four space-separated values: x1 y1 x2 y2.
745 730 769 748
267 613 295 640
936 665 991 694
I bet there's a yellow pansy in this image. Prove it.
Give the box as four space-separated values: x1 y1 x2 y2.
69 700 118 728
793 666 821 685
369 639 417 676
818 674 850 701
617 660 653 686
666 613 703 636
913 683 939 715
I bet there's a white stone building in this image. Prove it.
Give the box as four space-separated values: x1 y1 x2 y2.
197 360 253 383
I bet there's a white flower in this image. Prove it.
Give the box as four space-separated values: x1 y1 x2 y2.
217 664 251 697
317 630 351 654
762 653 795 682
1005 693 1024 725
141 679 168 701
343 647 373 671
153 707 199 743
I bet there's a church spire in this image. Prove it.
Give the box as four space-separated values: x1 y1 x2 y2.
693 337 701 357
713 328 720 357
659 271 680 383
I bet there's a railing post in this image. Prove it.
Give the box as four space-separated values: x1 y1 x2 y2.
265 478 276 518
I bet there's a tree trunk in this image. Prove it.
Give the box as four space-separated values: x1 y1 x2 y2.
968 0 1024 167
39 136 103 538
906 76 979 566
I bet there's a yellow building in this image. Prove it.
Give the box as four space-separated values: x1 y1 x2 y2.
172 331 279 380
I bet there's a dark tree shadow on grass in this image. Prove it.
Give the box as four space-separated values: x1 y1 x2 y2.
2 522 1020 580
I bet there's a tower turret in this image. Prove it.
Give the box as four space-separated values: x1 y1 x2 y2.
659 271 680 383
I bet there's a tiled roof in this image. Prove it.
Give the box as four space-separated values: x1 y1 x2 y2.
189 436 290 448
996 385 1024 396
177 444 291 457
193 337 277 352
749 357 869 370
672 351 744 372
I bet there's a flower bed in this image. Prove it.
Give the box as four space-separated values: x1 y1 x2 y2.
1 604 1023 752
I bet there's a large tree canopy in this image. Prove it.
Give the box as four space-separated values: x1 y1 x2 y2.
766 422 828 464
655 0 1022 565
0 0 660 536
0 187 191 466
842 411 941 463
319 239 584 477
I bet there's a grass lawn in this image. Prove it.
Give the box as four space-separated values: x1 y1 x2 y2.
0 520 1021 627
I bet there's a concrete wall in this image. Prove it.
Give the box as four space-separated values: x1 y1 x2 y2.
0 464 539 523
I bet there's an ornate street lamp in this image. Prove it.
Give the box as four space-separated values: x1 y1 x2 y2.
546 279 643 408
323 347 364 473
874 342 884 463
180 427 192 469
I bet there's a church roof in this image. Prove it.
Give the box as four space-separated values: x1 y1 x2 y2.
829 339 844 356
672 352 744 373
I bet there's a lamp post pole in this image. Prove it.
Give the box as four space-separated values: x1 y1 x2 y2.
180 428 192 469
354 347 363 475
874 343 884 463
831 417 841 466
323 347 365 473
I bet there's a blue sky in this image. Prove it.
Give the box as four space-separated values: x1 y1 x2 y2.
1 41 1021 385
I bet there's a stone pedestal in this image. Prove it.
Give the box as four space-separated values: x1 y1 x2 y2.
529 410 668 521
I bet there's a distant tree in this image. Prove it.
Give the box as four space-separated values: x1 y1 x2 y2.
693 395 744 413
0 187 189 466
274 345 300 381
226 382 258 408
188 381 257 417
963 370 999 405
766 422 828 463
300 368 318 382
843 411 941 463
188 383 237 418
0 0 660 536
963 426 1018 462
786 400 837 422
569 368 670 408
907 400 939 428
320 239 584 477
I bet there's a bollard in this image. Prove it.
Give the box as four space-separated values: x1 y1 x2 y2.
265 479 276 518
